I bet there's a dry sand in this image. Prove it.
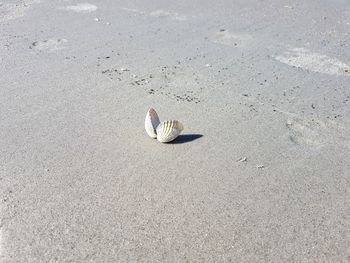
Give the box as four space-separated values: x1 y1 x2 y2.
1 0 350 262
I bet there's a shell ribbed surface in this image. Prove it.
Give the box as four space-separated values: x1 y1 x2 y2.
156 120 184 143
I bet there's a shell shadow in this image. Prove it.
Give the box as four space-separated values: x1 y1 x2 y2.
168 134 203 144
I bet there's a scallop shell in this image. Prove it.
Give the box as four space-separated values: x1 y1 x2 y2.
145 108 160 138
156 120 184 143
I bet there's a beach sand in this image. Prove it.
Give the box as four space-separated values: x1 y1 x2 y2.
1 0 349 261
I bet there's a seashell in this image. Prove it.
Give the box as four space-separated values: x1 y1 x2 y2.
145 108 160 138
156 120 184 143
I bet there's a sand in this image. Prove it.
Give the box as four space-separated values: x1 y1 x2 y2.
1 0 349 262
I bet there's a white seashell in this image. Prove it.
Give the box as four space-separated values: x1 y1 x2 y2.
145 108 160 138
156 120 184 143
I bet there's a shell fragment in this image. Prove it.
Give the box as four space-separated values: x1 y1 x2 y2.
144 108 160 138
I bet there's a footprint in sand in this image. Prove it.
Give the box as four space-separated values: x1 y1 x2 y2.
121 7 187 21
286 118 326 148
211 30 252 48
0 0 40 22
30 38 67 52
149 9 187 21
65 3 97 13
274 47 350 76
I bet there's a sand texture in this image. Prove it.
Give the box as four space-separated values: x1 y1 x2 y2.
1 0 350 262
